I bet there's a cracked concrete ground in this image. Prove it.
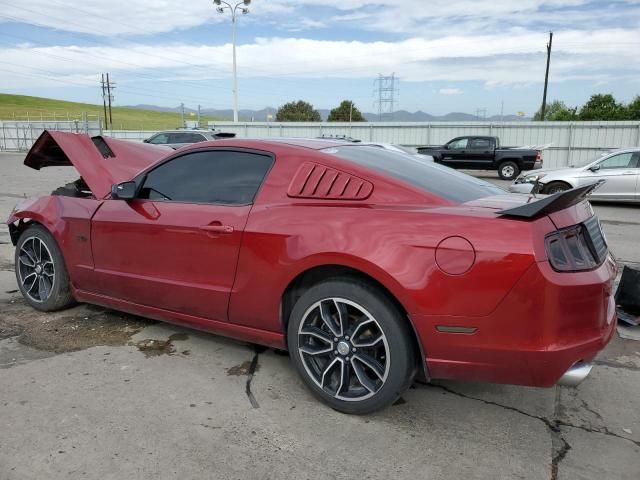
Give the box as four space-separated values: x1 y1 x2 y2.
1 152 640 479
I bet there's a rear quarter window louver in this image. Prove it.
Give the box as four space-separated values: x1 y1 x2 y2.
287 162 373 200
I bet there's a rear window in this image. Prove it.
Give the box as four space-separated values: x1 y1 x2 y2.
323 145 506 203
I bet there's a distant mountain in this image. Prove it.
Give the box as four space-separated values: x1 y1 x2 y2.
125 104 530 122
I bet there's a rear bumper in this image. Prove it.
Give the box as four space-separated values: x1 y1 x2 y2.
414 255 617 387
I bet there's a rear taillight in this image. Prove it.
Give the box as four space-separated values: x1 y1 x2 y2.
536 151 542 163
545 223 603 272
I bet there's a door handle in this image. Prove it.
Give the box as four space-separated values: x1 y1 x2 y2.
200 223 234 234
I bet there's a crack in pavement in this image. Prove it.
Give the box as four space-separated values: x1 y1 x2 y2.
245 345 267 409
593 359 640 372
422 382 640 479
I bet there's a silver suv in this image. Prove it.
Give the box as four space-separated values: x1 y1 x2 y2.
144 130 234 150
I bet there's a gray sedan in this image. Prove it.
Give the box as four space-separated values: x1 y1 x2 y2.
509 148 640 203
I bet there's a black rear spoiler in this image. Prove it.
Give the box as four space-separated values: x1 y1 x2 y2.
498 181 605 218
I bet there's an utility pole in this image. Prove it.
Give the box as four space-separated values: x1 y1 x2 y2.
181 103 185 128
106 73 115 129
540 31 553 121
197 104 201 126
100 74 108 130
214 0 251 123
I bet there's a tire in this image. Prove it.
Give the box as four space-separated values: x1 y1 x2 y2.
287 277 416 414
543 181 571 195
14 224 75 312
498 161 520 180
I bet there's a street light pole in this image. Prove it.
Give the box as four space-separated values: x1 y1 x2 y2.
214 0 251 123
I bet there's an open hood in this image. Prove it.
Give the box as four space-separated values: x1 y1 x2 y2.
24 130 172 199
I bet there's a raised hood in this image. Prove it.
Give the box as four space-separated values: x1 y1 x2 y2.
24 130 172 199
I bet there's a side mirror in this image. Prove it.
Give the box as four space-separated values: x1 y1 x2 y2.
143 138 150 143
111 181 137 200
589 164 601 173
443 144 449 150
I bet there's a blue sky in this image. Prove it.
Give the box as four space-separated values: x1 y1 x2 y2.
1 0 639 116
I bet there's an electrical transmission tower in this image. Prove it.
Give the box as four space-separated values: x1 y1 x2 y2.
100 73 116 129
374 73 398 120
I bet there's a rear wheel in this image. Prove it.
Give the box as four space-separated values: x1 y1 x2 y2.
498 161 520 180
15 225 75 312
287 278 415 414
543 181 571 194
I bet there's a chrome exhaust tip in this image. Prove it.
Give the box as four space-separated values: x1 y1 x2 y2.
558 362 592 387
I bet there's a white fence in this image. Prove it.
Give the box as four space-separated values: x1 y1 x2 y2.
0 119 102 151
107 121 640 169
12 120 638 169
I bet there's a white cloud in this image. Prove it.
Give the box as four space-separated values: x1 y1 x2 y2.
2 0 637 36
439 88 463 95
1 29 639 90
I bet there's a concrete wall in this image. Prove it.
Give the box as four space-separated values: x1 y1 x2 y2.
98 121 640 169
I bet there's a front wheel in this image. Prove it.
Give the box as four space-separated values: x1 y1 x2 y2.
15 224 75 312
287 278 416 414
498 161 520 180
543 181 571 194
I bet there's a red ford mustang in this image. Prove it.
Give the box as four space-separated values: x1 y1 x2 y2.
7 131 617 414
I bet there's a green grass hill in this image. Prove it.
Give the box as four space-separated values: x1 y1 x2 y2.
0 93 223 130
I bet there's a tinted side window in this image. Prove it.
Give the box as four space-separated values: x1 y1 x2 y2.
599 153 634 170
139 150 273 204
469 138 491 149
448 138 468 149
168 133 189 144
148 133 169 144
182 133 207 143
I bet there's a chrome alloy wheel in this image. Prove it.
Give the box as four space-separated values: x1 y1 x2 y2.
501 165 515 178
17 236 55 303
297 298 390 402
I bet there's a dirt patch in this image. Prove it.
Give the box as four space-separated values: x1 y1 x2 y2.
0 297 155 353
227 359 261 376
132 333 189 358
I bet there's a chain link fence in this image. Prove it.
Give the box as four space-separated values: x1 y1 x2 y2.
0 113 102 152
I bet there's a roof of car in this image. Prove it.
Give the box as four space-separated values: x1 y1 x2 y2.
154 130 213 134
177 137 357 151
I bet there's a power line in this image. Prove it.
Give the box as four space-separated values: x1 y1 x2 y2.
374 73 398 120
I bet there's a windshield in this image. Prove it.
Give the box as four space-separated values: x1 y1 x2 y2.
323 145 506 203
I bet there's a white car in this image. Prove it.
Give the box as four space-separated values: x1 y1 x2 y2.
509 149 640 203
368 143 434 162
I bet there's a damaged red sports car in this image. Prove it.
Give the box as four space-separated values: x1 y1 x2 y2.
7 131 617 414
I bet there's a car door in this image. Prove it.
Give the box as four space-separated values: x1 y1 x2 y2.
440 137 469 168
577 152 639 201
467 137 495 169
90 149 274 322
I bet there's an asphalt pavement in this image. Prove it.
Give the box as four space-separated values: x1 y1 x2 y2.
1 153 639 480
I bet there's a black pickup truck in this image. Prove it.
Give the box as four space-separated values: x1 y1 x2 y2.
417 136 542 180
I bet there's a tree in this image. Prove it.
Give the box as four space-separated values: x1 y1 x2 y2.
275 100 321 122
626 96 640 120
578 94 627 120
533 100 576 121
327 100 366 122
